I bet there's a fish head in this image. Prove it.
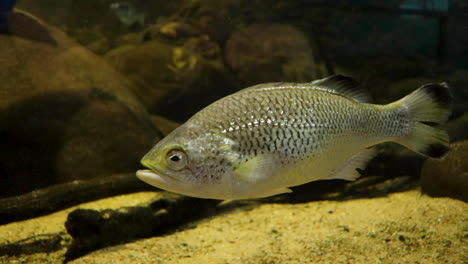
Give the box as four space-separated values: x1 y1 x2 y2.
136 124 238 199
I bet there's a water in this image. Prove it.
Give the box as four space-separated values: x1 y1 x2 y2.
0 1 466 263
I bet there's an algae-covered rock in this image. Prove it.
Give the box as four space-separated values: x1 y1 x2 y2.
17 0 184 40
174 0 242 43
0 11 160 197
114 32 142 47
151 115 181 136
104 40 182 110
86 37 111 55
447 70 468 117
142 22 200 42
420 140 468 202
105 36 237 121
446 111 468 142
67 27 105 46
225 24 317 86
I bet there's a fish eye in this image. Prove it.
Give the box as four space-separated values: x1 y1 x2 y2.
166 149 188 171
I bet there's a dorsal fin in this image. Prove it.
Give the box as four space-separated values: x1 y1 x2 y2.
242 75 372 103
310 75 372 103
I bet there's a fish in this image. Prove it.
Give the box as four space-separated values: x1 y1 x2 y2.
110 1 145 27
136 75 452 200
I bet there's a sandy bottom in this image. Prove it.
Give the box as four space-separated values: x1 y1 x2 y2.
1 190 466 264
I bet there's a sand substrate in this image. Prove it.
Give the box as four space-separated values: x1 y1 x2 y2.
1 190 466 264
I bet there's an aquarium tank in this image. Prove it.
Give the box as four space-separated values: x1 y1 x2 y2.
0 0 466 263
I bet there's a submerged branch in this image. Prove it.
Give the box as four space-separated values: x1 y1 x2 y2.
0 173 154 225
64 193 219 262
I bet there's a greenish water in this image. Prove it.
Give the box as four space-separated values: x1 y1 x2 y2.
0 0 466 262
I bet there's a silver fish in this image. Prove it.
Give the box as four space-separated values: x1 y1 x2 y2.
137 75 452 200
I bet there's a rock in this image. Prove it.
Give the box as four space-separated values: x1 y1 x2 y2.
447 70 468 117
17 0 182 41
446 112 468 142
0 10 161 198
86 37 111 55
105 37 237 121
114 32 142 47
143 22 200 41
182 35 220 59
151 115 180 136
420 140 468 202
225 24 317 86
175 0 242 43
16 0 78 26
67 27 104 46
104 41 182 111
63 193 218 261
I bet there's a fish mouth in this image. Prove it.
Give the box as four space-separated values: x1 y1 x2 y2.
136 169 165 184
136 169 179 189
140 157 181 181
136 165 180 185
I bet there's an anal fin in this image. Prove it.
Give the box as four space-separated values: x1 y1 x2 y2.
256 187 292 198
328 148 377 181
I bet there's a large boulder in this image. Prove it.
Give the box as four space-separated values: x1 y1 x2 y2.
16 0 185 43
0 10 161 197
447 70 468 117
446 112 468 142
105 35 237 121
225 24 317 86
104 41 178 109
420 140 468 202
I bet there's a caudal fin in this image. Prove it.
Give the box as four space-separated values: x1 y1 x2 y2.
397 83 452 158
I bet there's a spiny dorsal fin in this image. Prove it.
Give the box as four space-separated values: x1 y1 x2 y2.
242 75 372 103
310 75 372 103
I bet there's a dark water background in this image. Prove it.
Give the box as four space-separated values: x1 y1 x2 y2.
0 0 467 202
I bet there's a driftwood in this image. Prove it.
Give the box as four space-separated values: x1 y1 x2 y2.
0 173 154 225
0 233 67 257
64 193 219 262
0 193 220 261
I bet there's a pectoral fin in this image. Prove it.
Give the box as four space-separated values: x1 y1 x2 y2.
328 147 377 181
233 155 274 183
232 155 290 198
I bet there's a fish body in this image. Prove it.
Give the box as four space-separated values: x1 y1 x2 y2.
137 75 451 200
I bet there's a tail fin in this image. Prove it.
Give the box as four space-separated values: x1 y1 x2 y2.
397 83 452 158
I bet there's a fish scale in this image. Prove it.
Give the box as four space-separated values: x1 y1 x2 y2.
137 75 451 199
